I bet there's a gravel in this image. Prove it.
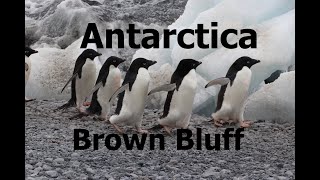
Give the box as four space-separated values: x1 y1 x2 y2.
26 99 295 179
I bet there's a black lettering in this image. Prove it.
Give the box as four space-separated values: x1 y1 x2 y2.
106 29 124 48
177 29 194 49
123 134 147 150
105 134 121 150
221 29 238 49
74 129 91 150
142 29 159 49
177 129 194 150
195 24 209 48
163 29 177 48
127 24 141 48
80 23 103 48
150 134 165 150
239 29 257 48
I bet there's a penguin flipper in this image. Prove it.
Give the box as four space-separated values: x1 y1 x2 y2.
109 83 129 103
148 83 176 96
61 73 78 93
205 77 230 88
86 81 103 100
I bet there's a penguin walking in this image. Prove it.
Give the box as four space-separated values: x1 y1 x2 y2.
148 59 202 135
25 47 38 102
205 56 260 128
72 56 125 120
58 49 102 111
108 58 157 134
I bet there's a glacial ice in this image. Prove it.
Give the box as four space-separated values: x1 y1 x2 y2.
244 71 295 124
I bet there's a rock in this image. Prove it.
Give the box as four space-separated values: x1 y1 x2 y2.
277 176 288 180
35 162 43 167
45 170 58 178
285 171 293 176
202 167 220 177
42 164 52 171
72 161 81 167
54 158 64 163
71 152 80 158
86 167 95 174
26 164 34 170
44 158 53 163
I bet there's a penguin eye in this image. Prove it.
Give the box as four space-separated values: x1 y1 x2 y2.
113 60 116 63
143 62 146 66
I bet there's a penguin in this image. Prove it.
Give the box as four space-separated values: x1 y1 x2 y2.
25 47 38 102
72 56 125 120
148 59 202 135
58 49 102 111
205 56 260 128
108 58 157 134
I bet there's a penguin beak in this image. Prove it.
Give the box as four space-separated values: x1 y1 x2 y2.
97 53 102 56
33 50 38 54
120 59 126 63
195 61 202 68
149 61 157 66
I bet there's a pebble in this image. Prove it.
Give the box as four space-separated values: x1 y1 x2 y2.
45 170 58 178
26 164 34 170
285 171 293 176
86 167 95 174
42 164 52 171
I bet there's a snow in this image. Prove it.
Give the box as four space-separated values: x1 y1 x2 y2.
244 71 295 124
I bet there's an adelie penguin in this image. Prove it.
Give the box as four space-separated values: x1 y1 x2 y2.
71 56 125 120
108 58 157 134
25 47 38 102
58 49 102 111
148 59 202 135
205 56 260 128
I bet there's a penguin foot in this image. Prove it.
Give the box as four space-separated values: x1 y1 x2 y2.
163 126 173 136
83 102 91 106
112 124 124 134
213 119 224 127
240 120 252 128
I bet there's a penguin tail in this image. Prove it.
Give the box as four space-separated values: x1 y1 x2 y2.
55 99 76 111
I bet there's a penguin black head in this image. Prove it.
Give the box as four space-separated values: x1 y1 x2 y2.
231 56 260 70
25 47 38 57
81 49 102 60
105 56 126 68
176 59 202 74
129 58 157 71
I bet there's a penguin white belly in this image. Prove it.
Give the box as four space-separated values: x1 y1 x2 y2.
159 69 197 128
112 68 150 126
217 67 252 120
75 59 96 107
25 56 31 87
97 66 121 116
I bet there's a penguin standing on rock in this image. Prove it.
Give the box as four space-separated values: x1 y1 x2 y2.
58 49 102 111
108 58 157 134
148 59 202 135
25 47 38 102
73 56 126 120
205 56 260 128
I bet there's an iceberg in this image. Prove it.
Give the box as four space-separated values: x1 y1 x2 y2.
244 71 295 124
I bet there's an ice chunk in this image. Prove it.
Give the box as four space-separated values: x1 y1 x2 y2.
171 0 295 63
244 71 295 124
25 36 102 100
197 10 295 95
